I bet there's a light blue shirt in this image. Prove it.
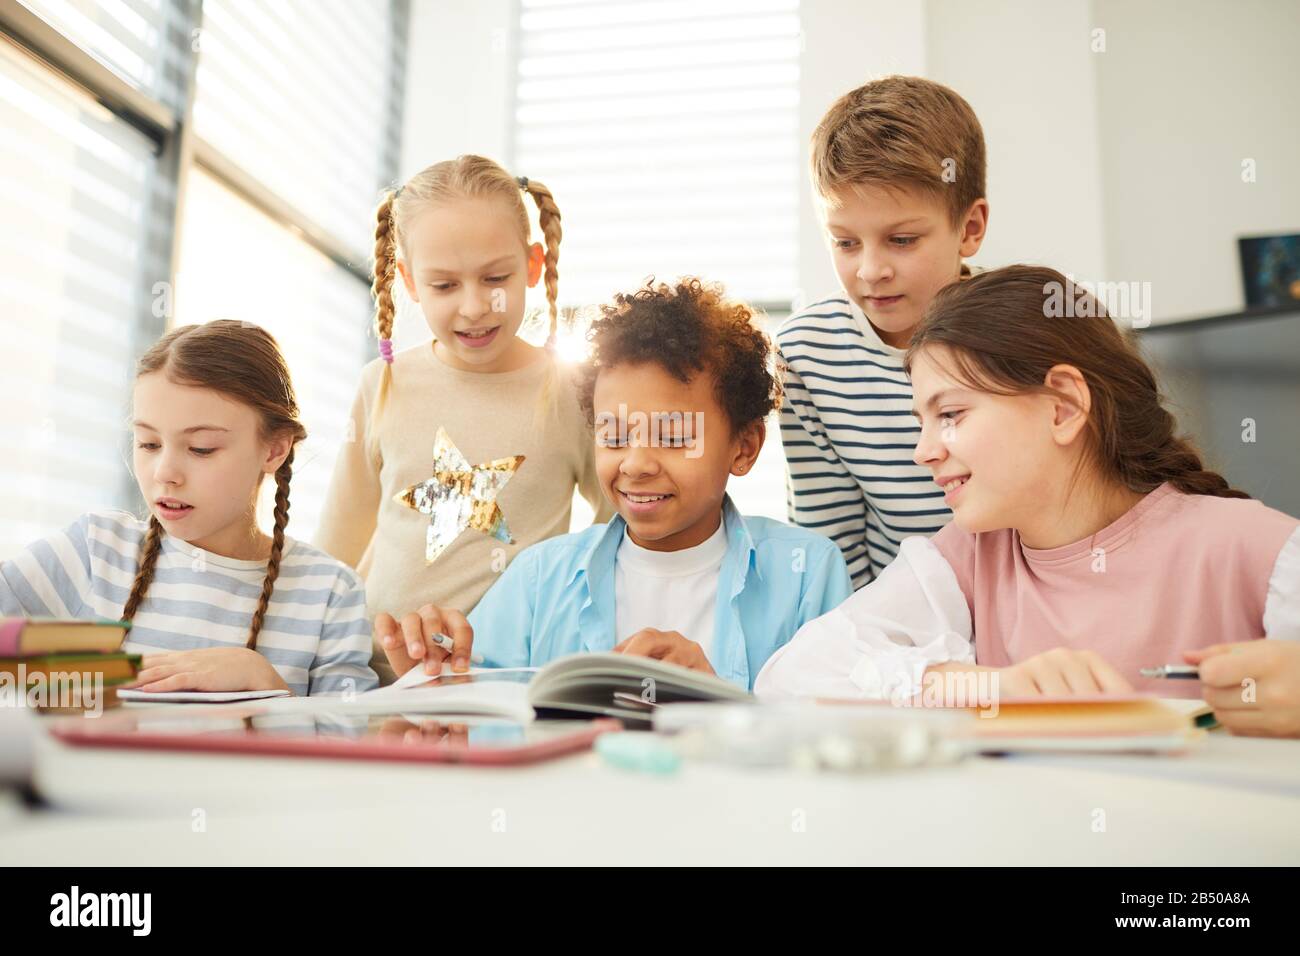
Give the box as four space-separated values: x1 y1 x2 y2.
469 497 853 690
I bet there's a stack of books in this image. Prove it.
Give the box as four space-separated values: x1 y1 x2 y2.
0 618 139 714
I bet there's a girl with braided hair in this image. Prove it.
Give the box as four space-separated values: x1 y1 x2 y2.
317 155 610 684
758 265 1300 732
0 320 377 696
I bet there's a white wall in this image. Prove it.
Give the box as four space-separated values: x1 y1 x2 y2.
924 0 1109 284
1091 0 1300 320
796 0 927 306
399 0 515 178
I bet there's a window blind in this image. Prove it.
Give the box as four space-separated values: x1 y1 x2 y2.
0 38 159 556
192 0 405 259
513 0 801 310
1 0 406 558
18 0 191 111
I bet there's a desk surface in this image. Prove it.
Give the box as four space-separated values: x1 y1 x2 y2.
3 720 1299 866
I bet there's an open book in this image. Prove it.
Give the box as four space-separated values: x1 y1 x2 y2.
371 653 752 724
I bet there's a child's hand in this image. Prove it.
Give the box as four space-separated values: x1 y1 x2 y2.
998 648 1133 697
1185 641 1300 738
613 629 715 675
374 604 474 678
132 648 290 693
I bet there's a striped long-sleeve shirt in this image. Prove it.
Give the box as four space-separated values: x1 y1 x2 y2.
776 295 952 589
0 511 377 696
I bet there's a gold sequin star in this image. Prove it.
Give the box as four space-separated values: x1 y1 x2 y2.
395 427 525 564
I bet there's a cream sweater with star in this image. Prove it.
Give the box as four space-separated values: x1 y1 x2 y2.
316 342 611 684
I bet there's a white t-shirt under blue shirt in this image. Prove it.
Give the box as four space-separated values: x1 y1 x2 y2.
614 518 729 654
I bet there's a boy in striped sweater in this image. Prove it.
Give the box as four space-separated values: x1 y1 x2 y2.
778 76 990 588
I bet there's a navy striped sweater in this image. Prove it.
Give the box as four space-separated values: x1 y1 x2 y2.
776 295 952 589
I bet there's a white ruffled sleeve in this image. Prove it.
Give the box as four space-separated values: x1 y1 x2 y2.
1263 526 1300 641
754 536 973 702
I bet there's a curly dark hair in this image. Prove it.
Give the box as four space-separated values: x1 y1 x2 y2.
577 277 781 434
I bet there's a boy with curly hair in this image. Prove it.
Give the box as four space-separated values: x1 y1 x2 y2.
380 278 851 689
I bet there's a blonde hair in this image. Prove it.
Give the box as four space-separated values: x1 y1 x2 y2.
125 321 307 650
370 154 564 419
811 75 986 226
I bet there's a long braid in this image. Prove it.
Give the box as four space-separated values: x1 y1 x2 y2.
121 516 165 622
1100 375 1250 499
247 447 294 650
521 178 563 344
372 190 399 417
372 190 398 344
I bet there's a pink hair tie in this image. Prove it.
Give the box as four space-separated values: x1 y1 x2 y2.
379 338 395 364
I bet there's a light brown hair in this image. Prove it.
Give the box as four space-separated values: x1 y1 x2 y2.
124 320 309 647
904 265 1248 500
811 75 986 226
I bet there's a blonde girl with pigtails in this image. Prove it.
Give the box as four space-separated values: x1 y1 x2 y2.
316 155 612 684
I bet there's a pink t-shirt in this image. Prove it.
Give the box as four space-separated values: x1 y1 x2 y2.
931 483 1299 697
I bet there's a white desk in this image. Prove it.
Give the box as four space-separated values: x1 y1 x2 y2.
3 721 1299 865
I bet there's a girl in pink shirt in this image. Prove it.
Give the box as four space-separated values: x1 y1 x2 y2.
757 265 1300 737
